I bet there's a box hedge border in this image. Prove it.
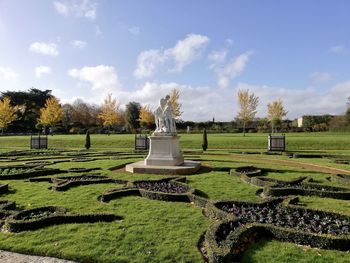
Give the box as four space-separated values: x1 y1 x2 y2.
229 166 262 177
3 206 123 232
328 174 350 186
0 184 8 194
203 197 350 263
229 166 350 200
99 177 195 203
262 184 350 200
0 167 65 180
29 174 127 191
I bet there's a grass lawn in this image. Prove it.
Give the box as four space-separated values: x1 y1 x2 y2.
0 132 350 151
0 132 349 262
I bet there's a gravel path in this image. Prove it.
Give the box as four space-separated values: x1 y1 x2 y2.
0 250 78 263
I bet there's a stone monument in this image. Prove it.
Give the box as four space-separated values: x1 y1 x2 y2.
125 95 200 175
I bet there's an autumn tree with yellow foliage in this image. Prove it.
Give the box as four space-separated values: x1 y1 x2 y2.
169 88 183 119
0 97 18 134
267 99 287 133
98 94 122 134
236 89 259 136
38 97 63 133
139 105 154 129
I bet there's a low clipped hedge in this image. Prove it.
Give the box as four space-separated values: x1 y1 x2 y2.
66 167 101 173
230 166 261 177
30 174 124 191
0 167 65 180
263 182 350 200
328 174 350 186
203 197 350 262
99 188 141 202
50 174 117 191
334 159 350 165
0 200 16 210
100 178 195 203
70 157 95 162
4 206 122 232
0 184 8 194
230 165 350 200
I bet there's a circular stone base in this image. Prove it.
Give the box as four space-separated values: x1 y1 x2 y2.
125 160 201 175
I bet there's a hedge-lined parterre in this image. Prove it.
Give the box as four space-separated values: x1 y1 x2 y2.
29 173 126 191
0 203 123 232
0 165 65 180
202 197 350 262
99 177 195 203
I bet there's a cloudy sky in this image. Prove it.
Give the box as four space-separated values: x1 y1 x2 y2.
0 0 349 121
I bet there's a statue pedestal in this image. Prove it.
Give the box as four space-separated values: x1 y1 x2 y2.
144 135 184 166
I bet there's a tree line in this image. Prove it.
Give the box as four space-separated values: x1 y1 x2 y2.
0 88 349 134
0 88 182 134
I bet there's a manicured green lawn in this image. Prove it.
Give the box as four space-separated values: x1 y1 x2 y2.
0 133 349 262
0 132 350 151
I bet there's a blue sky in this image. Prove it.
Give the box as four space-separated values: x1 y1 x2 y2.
0 0 349 121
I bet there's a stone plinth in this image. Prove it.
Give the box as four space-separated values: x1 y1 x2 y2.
125 160 201 175
145 135 184 166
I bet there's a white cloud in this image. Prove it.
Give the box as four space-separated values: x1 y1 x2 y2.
208 49 227 69
310 72 331 83
54 0 97 20
169 34 210 72
235 82 350 119
0 66 19 80
128 26 140 36
71 40 87 49
35 66 52 78
114 82 233 121
95 25 102 36
29 42 59 56
68 65 121 100
134 49 168 78
330 45 348 55
217 51 254 88
134 33 210 78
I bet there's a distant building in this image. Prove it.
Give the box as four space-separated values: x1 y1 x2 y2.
295 115 334 128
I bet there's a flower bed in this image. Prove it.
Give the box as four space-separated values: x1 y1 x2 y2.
203 198 350 262
50 174 118 191
30 173 122 191
230 166 262 177
0 166 65 180
4 206 123 232
66 167 101 173
100 178 194 203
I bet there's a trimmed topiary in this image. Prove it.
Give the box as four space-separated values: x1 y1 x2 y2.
202 128 208 151
85 130 91 150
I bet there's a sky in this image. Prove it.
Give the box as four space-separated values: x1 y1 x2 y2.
0 0 350 121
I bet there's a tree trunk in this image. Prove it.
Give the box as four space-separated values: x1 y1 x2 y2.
243 122 246 136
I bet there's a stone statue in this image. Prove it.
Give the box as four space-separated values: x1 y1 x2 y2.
153 95 177 135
